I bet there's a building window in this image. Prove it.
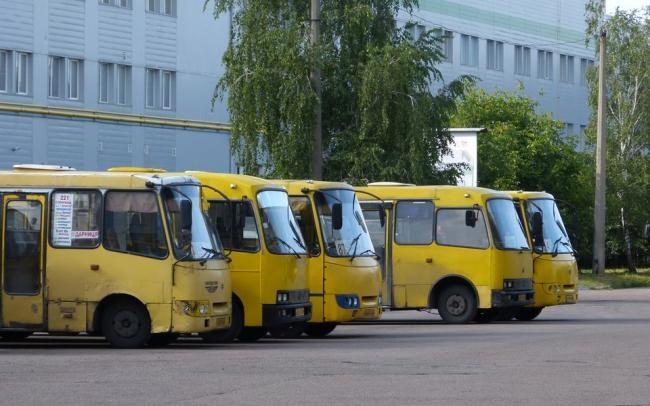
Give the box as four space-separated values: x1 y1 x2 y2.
146 68 175 110
49 56 82 100
565 122 574 137
560 54 575 83
460 34 478 67
147 0 176 16
0 50 8 93
67 59 82 100
514 45 531 76
100 0 131 8
99 62 131 105
580 58 594 86
537 50 553 80
15 52 30 95
442 30 453 62
486 40 503 71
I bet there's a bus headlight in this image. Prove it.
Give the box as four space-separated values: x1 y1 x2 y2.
277 292 290 304
336 295 360 309
177 301 211 316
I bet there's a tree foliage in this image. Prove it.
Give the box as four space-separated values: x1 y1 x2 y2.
451 86 594 263
206 0 469 184
585 2 650 270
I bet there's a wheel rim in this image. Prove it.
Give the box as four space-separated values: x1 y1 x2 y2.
446 294 467 316
112 310 140 338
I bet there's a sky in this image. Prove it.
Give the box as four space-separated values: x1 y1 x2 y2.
606 0 649 13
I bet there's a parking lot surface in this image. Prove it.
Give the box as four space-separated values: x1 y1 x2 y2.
1 289 649 405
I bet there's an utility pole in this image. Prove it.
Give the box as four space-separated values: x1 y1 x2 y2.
310 0 322 180
592 30 607 275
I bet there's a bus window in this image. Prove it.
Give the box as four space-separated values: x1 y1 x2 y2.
289 196 320 256
436 209 489 249
4 200 41 294
51 191 102 248
395 201 434 245
103 191 168 258
207 201 259 252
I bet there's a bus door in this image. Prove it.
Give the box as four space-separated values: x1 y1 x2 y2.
1 194 46 329
360 202 393 307
389 200 436 308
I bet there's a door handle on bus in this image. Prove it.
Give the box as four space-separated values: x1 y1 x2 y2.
90 264 100 271
425 258 433 263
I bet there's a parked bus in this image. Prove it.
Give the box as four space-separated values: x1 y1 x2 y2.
0 165 231 348
190 173 311 341
507 191 578 320
276 180 382 337
357 183 534 324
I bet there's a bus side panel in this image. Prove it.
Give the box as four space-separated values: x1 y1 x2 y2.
47 301 86 332
231 268 262 326
307 256 324 323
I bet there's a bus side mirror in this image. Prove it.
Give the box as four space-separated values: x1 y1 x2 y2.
379 209 385 227
332 203 343 230
465 210 477 228
180 200 192 231
531 212 544 249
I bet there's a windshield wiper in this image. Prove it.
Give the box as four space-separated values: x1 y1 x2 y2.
271 236 302 259
550 236 564 257
348 232 364 262
355 249 380 260
287 213 306 251
202 246 231 263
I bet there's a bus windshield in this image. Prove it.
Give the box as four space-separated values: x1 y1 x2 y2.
487 199 530 250
525 199 572 254
162 185 221 260
315 189 374 258
257 190 307 255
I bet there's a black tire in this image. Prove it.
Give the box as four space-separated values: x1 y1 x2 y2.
269 323 305 339
200 299 244 343
101 298 151 349
473 309 499 323
437 284 477 324
514 307 544 321
0 331 32 341
238 327 267 342
304 323 337 338
148 333 179 347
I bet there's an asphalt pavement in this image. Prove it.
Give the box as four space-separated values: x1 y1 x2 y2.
1 288 649 406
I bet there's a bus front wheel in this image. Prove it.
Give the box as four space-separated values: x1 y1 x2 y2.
102 299 151 348
514 307 544 321
304 323 337 338
0 331 32 341
437 285 477 324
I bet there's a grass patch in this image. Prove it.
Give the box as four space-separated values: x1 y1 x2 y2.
579 268 650 289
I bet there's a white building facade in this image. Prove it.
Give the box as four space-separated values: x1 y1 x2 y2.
0 0 594 171
408 0 594 148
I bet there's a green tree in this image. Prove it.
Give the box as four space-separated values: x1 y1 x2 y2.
451 85 594 263
586 1 650 272
205 0 468 183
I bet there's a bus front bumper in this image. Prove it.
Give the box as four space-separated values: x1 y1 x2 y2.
262 302 312 327
491 290 535 308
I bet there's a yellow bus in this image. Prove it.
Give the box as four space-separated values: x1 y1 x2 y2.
0 165 231 348
507 191 578 320
190 173 311 341
277 180 382 337
357 183 534 324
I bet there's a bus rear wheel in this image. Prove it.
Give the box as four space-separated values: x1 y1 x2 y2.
304 323 337 338
437 285 477 324
269 323 305 339
102 299 151 349
238 327 267 342
201 300 243 343
514 307 544 321
0 331 32 341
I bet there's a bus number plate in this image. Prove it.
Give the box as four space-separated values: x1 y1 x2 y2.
295 308 305 317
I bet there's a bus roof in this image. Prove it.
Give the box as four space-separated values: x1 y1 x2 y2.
273 179 354 195
187 172 286 200
505 191 555 201
0 167 199 189
356 184 511 203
